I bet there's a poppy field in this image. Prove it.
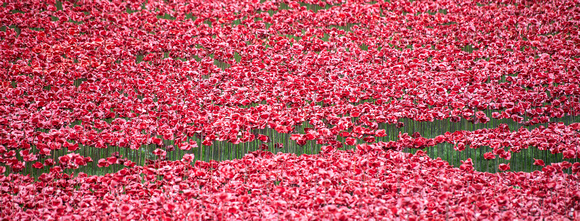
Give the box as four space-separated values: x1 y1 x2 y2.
1 0 580 219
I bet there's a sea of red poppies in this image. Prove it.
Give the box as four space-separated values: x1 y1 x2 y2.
1 0 580 219
1 149 579 220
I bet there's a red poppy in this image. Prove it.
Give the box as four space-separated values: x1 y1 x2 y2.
460 158 474 172
258 134 269 142
97 159 110 168
32 162 44 169
375 129 387 137
58 155 71 165
499 163 510 171
363 136 375 143
275 143 284 149
345 137 357 146
454 142 466 151
202 139 213 146
180 153 194 163
483 152 495 160
44 159 55 167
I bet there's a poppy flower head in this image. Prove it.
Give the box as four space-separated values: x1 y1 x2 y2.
499 163 510 172
533 159 545 167
483 152 496 160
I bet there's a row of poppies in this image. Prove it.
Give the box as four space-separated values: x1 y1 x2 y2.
1 149 579 219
